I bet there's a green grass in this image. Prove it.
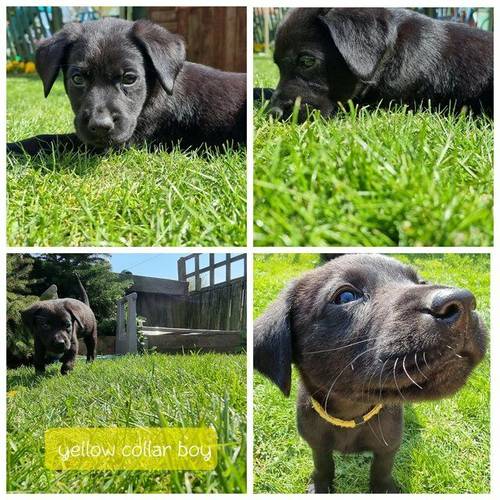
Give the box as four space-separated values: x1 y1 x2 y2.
253 253 490 493
7 76 246 246
253 55 493 246
7 353 246 493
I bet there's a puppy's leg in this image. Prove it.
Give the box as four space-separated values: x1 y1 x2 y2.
33 337 46 375
370 450 399 493
84 330 97 362
307 447 335 493
7 133 83 156
60 336 79 375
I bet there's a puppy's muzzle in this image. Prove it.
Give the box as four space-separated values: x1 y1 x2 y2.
87 113 115 140
51 339 67 353
427 288 475 326
268 100 293 120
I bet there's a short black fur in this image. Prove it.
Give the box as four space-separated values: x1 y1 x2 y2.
254 254 487 493
268 8 493 121
8 18 247 155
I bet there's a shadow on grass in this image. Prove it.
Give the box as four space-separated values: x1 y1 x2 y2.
7 150 105 176
7 366 58 391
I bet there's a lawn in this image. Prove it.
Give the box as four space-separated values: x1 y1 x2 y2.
253 54 493 247
253 253 490 493
7 353 246 493
7 76 246 246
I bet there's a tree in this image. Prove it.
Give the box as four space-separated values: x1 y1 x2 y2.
6 254 39 366
30 254 133 332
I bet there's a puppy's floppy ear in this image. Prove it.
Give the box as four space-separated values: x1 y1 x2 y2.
35 22 82 97
63 300 84 330
318 8 394 81
254 283 296 396
132 20 186 95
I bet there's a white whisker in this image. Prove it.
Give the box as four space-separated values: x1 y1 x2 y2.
322 345 379 408
402 354 423 389
414 352 428 380
393 358 406 401
304 338 371 355
423 352 431 369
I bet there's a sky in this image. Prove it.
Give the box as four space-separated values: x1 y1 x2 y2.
108 253 244 281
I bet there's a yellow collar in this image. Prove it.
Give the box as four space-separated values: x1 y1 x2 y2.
311 398 383 428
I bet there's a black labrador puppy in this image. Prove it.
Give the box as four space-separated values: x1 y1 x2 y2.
8 18 246 155
22 277 97 375
268 8 493 120
254 254 487 493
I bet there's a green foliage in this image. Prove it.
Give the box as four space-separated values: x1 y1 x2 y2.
7 353 246 493
253 56 493 246
7 76 246 246
29 254 132 325
6 254 39 362
253 254 490 493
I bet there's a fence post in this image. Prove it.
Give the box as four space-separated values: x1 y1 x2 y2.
115 298 126 354
127 292 138 354
264 8 270 54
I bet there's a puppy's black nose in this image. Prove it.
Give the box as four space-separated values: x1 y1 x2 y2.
429 288 476 324
268 106 284 119
88 116 114 137
53 339 66 352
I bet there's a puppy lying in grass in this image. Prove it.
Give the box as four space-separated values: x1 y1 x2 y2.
267 8 493 121
254 254 487 493
8 18 246 155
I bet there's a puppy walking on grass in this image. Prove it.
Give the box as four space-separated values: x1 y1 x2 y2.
22 275 97 375
254 254 487 493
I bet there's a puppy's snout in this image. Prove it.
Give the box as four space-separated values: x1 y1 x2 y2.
428 288 476 324
268 106 284 119
88 114 114 137
52 338 67 352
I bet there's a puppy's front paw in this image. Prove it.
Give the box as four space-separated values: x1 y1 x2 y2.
61 365 73 375
370 478 401 493
307 479 333 494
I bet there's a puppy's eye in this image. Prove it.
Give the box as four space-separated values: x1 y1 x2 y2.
332 288 362 305
71 74 85 86
122 73 137 85
66 321 72 329
298 55 317 69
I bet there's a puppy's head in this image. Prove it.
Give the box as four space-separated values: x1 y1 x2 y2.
269 8 394 121
22 300 84 355
254 255 487 406
35 18 185 148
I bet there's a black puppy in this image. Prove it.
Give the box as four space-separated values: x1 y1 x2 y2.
254 254 487 493
22 277 97 375
268 8 493 120
8 18 246 155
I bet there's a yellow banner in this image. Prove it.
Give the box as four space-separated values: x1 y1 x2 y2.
45 427 217 470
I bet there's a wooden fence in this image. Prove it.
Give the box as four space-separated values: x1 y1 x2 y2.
133 254 246 333
187 277 246 332
7 7 62 61
146 7 246 72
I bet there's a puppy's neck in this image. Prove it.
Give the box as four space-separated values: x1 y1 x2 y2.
299 379 380 420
